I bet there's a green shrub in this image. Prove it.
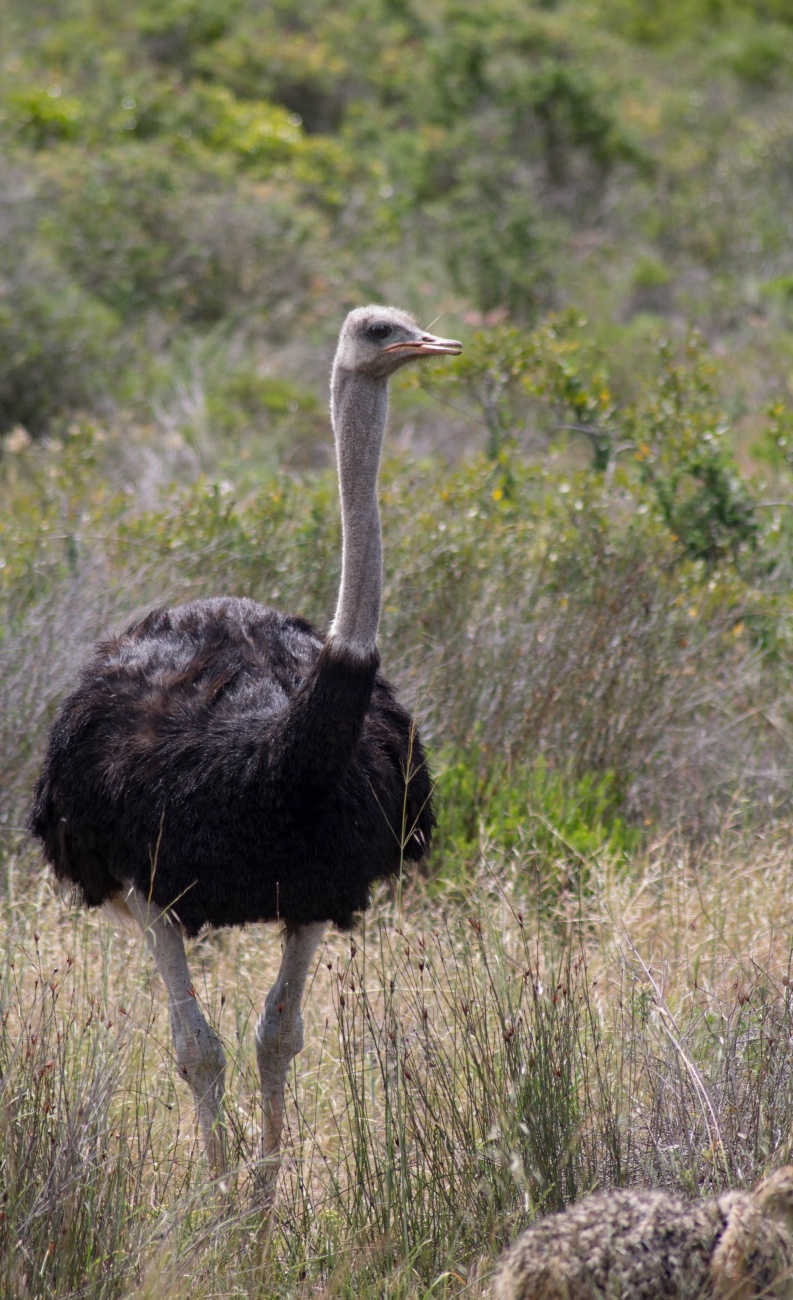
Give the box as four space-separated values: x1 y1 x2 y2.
0 251 117 436
426 320 759 564
629 337 758 566
433 752 642 878
135 0 243 64
205 371 313 434
39 146 319 325
414 324 540 459
201 366 328 469
602 0 793 46
3 87 84 148
724 25 793 86
632 256 672 292
436 178 550 323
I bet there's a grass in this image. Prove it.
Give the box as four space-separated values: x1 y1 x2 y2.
3 828 793 1298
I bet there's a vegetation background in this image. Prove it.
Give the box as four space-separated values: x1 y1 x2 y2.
4 0 793 1295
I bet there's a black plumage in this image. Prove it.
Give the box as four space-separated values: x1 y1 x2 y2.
29 595 434 936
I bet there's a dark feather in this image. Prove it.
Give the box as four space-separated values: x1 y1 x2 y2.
29 596 435 935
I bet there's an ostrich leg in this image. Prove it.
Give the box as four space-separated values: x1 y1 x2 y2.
125 890 227 1175
255 921 325 1201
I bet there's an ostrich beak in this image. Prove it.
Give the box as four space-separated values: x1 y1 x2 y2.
384 333 463 358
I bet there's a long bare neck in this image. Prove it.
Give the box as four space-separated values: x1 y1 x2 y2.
329 366 388 657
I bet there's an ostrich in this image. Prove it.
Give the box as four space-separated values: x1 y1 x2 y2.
29 305 462 1191
494 1168 793 1299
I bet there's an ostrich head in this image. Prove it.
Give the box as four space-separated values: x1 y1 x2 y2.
333 305 462 379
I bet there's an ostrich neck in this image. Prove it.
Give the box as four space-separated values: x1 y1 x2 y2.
329 368 388 657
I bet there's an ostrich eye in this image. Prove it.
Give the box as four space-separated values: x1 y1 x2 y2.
367 323 393 340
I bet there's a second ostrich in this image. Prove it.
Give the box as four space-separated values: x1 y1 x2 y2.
29 305 461 1190
495 1168 793 1299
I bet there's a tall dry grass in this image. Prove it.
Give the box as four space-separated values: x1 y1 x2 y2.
3 829 793 1297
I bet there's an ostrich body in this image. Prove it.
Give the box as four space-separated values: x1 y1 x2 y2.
494 1169 793 1300
29 306 462 1189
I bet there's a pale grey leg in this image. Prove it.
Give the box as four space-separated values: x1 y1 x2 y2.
125 888 227 1176
255 921 325 1201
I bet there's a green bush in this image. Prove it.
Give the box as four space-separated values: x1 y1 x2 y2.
39 146 319 325
433 752 642 877
602 0 793 46
135 0 243 64
427 320 760 565
0 251 117 436
4 87 84 148
628 337 758 566
724 25 793 86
